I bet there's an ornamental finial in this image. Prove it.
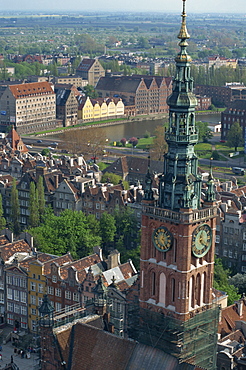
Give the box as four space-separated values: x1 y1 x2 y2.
177 0 190 40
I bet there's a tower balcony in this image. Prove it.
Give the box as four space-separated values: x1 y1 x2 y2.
142 204 217 224
165 132 198 144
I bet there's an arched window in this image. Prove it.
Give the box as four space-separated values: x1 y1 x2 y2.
151 271 156 296
203 272 206 304
189 276 195 309
196 274 201 306
159 273 166 306
173 238 177 263
171 278 175 302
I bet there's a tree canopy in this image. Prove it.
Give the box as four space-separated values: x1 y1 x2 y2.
196 121 213 143
229 274 246 296
226 121 243 151
27 208 101 259
213 257 239 305
150 125 168 160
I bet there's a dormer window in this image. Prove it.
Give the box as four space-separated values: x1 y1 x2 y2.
52 275 57 283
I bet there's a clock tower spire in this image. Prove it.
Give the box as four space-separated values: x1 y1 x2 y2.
138 1 219 368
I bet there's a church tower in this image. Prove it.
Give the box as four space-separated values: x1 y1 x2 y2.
138 1 219 368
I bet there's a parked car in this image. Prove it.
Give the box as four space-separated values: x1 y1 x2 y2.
51 142 58 146
37 140 43 143
48 147 55 151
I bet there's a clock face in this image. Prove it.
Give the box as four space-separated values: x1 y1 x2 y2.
152 226 173 252
192 224 212 258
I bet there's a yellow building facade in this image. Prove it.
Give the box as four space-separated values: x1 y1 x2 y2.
28 261 46 332
78 97 124 121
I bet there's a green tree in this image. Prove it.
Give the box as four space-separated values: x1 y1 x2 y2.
101 172 122 185
114 208 140 251
41 149 50 156
229 274 246 295
10 178 20 235
83 85 98 98
37 176 46 222
29 182 39 228
226 121 244 151
196 121 213 142
211 150 220 160
151 125 168 160
27 209 101 259
213 257 239 305
99 212 116 249
137 36 149 49
0 193 6 230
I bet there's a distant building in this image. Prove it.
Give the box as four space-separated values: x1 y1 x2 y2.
53 75 83 89
196 95 211 110
195 84 246 107
102 156 162 188
55 83 80 126
1 127 28 153
208 56 238 69
78 96 124 121
0 81 58 134
76 58 105 87
96 75 172 115
221 100 246 140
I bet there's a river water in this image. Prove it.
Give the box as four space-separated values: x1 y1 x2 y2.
50 113 221 143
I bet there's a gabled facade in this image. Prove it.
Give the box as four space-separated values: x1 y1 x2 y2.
96 75 172 115
5 262 28 330
53 178 81 215
28 260 47 332
78 96 124 121
76 58 105 87
82 183 126 219
55 83 79 126
3 127 28 154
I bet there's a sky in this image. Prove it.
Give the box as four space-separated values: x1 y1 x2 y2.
2 0 246 13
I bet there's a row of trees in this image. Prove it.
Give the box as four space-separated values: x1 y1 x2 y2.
4 177 46 235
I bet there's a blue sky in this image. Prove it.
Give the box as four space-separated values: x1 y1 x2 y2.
2 0 246 13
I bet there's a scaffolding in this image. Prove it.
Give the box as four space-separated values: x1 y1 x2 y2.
127 303 220 370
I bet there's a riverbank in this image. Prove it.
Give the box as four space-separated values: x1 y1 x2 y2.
33 111 221 138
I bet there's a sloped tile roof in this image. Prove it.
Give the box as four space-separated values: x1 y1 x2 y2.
9 81 55 99
58 253 103 280
43 253 73 275
119 261 137 279
55 320 203 370
0 235 9 246
76 58 95 72
231 185 246 197
218 300 246 338
103 155 163 178
96 75 144 93
6 127 28 152
19 253 56 270
0 240 32 262
56 321 135 370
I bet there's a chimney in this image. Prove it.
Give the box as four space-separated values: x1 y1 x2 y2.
93 246 103 260
107 250 120 269
36 166 47 181
236 296 245 317
54 174 59 189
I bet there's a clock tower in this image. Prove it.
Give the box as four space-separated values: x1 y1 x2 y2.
138 1 219 368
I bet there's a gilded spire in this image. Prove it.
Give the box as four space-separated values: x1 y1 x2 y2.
177 0 190 41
